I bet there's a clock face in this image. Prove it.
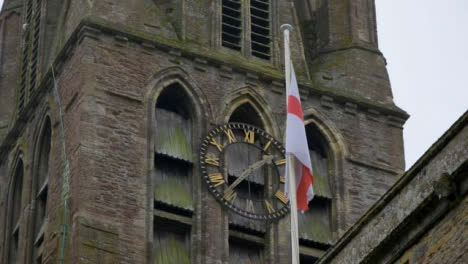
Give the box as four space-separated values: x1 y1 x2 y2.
200 123 289 220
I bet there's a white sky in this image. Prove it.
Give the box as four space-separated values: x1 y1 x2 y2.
1 0 466 169
376 0 468 168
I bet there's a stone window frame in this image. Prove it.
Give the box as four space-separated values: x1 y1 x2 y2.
214 0 279 62
2 154 25 264
146 69 209 264
27 114 52 264
297 110 347 259
221 89 280 262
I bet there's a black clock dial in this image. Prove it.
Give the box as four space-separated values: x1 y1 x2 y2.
200 123 289 220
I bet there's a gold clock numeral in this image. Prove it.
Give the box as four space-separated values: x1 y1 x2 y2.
210 138 224 152
275 159 286 166
264 200 275 214
209 173 225 187
224 129 237 144
224 189 237 203
280 176 286 184
263 140 272 152
275 190 288 204
244 129 255 144
246 199 255 213
205 155 219 166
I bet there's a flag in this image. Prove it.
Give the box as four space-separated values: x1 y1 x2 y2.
284 63 314 211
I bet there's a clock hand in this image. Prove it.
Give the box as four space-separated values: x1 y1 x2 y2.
224 155 274 197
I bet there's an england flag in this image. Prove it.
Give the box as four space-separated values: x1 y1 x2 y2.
284 63 314 211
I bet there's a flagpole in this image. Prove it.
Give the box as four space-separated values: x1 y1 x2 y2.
281 24 300 264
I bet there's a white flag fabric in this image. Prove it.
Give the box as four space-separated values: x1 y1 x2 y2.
284 63 314 211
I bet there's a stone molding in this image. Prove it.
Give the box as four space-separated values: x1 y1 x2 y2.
0 17 408 163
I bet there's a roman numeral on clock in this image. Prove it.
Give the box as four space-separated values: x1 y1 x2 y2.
205 155 219 166
224 189 237 203
263 140 272 151
244 129 255 143
246 199 255 213
224 129 236 144
275 159 286 166
264 200 275 214
209 173 225 187
210 138 224 152
275 190 288 204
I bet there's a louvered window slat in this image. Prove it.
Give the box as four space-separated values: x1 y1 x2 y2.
250 0 270 60
251 32 270 44
250 6 269 19
251 15 269 27
222 0 242 50
251 24 269 35
222 41 241 51
223 14 242 27
223 31 242 42
222 22 242 32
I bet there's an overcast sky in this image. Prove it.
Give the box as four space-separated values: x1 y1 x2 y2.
376 0 467 168
1 0 466 169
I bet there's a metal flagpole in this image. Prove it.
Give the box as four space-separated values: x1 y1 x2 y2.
281 24 300 264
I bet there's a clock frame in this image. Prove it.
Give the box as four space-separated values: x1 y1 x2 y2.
200 123 289 220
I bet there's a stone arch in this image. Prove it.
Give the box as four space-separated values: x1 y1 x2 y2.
145 67 208 264
221 87 279 138
2 150 25 264
146 66 211 125
146 66 211 170
28 111 53 263
302 107 347 240
303 108 348 158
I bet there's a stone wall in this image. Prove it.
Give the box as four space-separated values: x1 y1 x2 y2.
394 194 467 264
0 6 22 139
317 112 468 264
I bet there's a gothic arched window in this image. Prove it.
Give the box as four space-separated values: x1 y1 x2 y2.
299 123 333 263
30 117 51 264
6 159 24 264
152 83 195 263
227 103 266 264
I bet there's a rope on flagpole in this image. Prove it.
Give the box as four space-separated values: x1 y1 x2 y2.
52 66 70 264
281 23 300 264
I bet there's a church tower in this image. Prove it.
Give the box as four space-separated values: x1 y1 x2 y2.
0 0 408 263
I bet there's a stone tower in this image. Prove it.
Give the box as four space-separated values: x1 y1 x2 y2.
0 0 408 263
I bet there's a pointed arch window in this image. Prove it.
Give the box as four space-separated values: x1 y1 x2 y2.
227 103 266 264
30 117 51 264
152 83 195 263
221 0 271 60
298 123 333 262
6 159 24 264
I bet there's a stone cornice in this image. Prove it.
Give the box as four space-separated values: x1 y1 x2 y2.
77 17 409 120
0 17 410 162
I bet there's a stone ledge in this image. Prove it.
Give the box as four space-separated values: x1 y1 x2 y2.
80 16 408 119
0 17 410 163
346 156 402 175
